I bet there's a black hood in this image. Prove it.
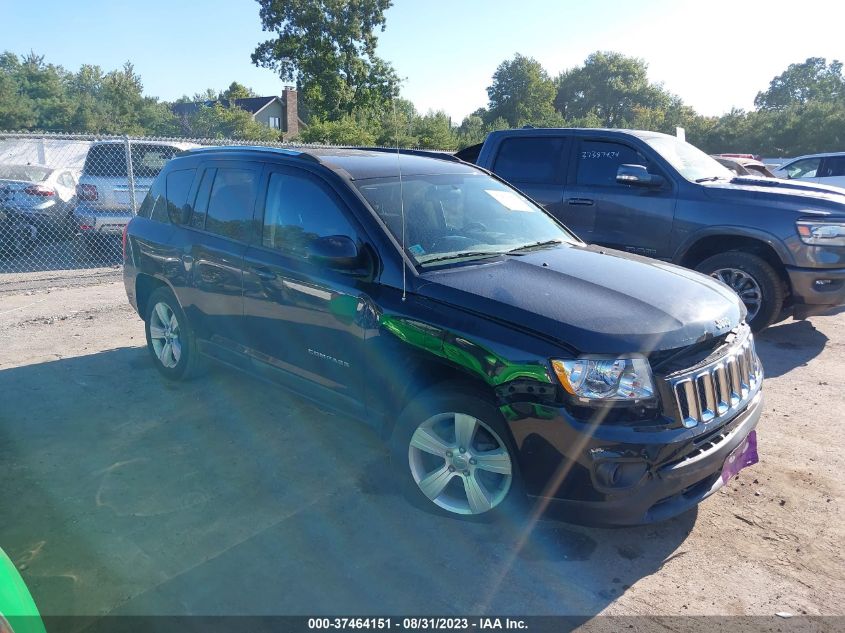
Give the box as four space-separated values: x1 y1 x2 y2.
701 177 845 214
418 244 744 355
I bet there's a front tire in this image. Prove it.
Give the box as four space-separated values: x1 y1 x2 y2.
144 287 203 380
390 389 521 519
695 251 785 332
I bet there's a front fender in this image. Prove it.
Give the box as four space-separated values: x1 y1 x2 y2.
673 226 794 267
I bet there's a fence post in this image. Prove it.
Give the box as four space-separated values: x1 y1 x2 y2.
124 135 137 214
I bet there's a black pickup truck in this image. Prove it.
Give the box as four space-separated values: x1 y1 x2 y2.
459 128 845 330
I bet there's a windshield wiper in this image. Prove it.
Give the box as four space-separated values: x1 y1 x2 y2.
507 239 563 254
695 176 727 183
418 251 504 266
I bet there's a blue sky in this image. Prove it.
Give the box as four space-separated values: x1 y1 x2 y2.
3 0 844 121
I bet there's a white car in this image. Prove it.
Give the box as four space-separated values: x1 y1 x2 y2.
772 152 845 189
0 164 78 233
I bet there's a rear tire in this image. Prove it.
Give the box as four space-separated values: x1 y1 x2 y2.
390 388 523 521
695 251 785 332
144 287 203 381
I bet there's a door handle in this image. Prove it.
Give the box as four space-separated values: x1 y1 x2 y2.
251 266 277 281
567 198 595 206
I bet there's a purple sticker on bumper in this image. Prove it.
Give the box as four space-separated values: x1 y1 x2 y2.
721 429 759 483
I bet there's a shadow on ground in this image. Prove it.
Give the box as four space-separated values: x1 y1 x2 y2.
0 236 121 274
755 319 829 378
0 347 695 619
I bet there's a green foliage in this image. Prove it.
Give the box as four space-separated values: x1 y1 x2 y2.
755 57 844 111
252 0 398 120
0 52 177 135
486 54 557 127
298 113 377 145
2 42 845 156
372 97 419 147
413 111 456 150
222 81 257 101
186 103 280 141
555 51 672 128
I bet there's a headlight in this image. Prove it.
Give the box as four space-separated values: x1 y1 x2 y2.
796 220 845 246
551 357 655 401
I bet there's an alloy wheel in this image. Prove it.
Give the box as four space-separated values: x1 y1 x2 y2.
710 267 763 321
408 412 513 515
149 302 182 369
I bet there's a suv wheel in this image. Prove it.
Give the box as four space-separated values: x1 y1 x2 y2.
391 390 520 518
696 251 785 332
144 287 203 380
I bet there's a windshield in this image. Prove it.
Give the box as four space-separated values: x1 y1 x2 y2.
644 136 734 182
355 172 575 265
0 165 51 182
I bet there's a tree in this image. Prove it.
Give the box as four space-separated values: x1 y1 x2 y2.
755 57 845 111
413 110 456 150
221 81 257 101
16 52 73 131
252 0 399 120
0 53 34 129
486 54 557 127
185 103 279 141
555 51 671 127
372 97 419 147
298 113 377 145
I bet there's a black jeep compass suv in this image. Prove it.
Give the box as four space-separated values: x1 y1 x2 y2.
123 146 764 526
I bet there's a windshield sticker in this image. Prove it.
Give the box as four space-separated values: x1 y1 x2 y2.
484 189 534 212
409 244 425 256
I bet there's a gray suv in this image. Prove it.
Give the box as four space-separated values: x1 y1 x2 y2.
74 140 195 254
467 128 845 331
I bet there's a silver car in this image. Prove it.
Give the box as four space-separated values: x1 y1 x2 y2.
772 152 845 190
0 164 78 233
74 141 195 252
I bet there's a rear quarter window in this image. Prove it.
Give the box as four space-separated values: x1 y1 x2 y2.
492 137 567 184
82 144 180 178
137 177 164 219
165 169 197 223
83 144 127 178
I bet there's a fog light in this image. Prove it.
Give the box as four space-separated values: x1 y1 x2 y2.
596 462 621 486
594 461 648 489
814 279 832 287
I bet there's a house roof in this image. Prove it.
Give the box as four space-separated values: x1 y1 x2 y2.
171 96 284 117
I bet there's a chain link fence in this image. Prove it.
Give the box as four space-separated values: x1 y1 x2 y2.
0 132 338 276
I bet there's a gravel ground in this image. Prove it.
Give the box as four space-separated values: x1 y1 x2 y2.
0 274 842 625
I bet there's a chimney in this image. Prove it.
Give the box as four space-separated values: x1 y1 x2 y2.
283 86 299 139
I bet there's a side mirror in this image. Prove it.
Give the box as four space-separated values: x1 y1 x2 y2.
616 164 664 188
307 235 361 270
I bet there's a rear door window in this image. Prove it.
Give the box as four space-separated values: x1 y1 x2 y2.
820 156 845 178
492 137 567 184
204 168 259 242
575 140 647 186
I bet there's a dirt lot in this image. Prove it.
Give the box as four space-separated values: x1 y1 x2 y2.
0 273 843 622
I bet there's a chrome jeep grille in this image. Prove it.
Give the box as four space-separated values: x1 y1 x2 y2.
666 326 762 428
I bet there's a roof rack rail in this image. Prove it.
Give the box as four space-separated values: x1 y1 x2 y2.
352 147 462 163
182 145 320 162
